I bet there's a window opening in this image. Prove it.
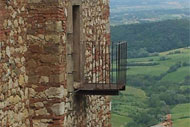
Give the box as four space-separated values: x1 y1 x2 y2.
73 5 81 82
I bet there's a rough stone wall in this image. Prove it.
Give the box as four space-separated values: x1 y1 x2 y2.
83 0 111 83
0 0 29 126
0 0 111 126
81 0 111 126
26 0 68 127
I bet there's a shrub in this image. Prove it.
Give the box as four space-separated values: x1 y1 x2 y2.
159 56 166 61
182 61 190 66
150 52 159 57
167 62 181 73
174 50 181 54
149 58 154 61
127 62 159 66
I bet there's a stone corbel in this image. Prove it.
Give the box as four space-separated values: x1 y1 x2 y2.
73 82 81 89
72 0 81 6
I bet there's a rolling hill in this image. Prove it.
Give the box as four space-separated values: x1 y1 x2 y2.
111 19 190 58
111 48 190 127
110 0 190 25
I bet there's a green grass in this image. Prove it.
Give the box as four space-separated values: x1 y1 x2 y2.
113 48 190 78
127 48 190 82
171 103 190 121
161 66 190 83
111 48 190 126
180 85 190 91
160 48 190 55
125 86 147 98
111 114 132 127
173 118 190 127
111 86 147 126
127 64 168 76
171 103 190 127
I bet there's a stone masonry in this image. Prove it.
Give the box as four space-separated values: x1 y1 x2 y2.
0 0 111 126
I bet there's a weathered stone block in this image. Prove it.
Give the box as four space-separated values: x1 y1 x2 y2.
51 102 65 115
44 86 65 99
45 34 60 44
29 88 37 98
35 108 49 116
44 44 59 54
59 73 65 82
28 0 42 3
46 21 62 32
19 75 25 86
18 36 23 44
34 102 44 108
40 54 60 64
26 59 37 69
14 19 18 27
39 76 49 83
36 66 51 75
29 44 43 53
28 76 39 84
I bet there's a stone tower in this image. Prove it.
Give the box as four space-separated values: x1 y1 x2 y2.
0 0 122 126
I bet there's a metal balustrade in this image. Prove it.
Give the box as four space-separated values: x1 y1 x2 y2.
75 41 127 95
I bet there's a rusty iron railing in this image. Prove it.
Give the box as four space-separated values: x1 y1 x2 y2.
111 42 127 86
76 41 127 95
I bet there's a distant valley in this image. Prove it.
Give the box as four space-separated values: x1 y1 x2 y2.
111 47 190 127
110 18 190 127
110 0 190 25
111 19 190 58
109 1 190 126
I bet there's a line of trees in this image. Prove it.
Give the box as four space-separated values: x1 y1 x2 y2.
125 74 190 127
111 19 190 58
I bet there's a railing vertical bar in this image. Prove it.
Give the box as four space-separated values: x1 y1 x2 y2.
95 43 97 84
98 41 100 84
118 43 121 89
109 44 111 89
111 43 113 87
110 43 113 88
92 41 94 84
95 42 98 89
117 43 119 89
116 43 118 85
122 42 125 84
126 42 127 84
111 43 112 83
101 44 103 88
104 44 105 84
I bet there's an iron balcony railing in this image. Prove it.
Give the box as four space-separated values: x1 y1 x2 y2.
111 42 127 85
76 41 127 95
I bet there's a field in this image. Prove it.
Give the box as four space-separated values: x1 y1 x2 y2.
127 48 190 83
111 48 190 127
111 86 147 127
110 0 190 25
172 103 190 120
161 66 190 83
111 114 132 127
171 103 190 127
173 118 190 127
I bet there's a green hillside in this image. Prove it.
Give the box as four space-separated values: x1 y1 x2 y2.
171 103 190 127
111 19 190 58
173 118 190 127
111 48 190 127
171 103 190 121
127 48 190 83
111 114 132 127
112 86 147 127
